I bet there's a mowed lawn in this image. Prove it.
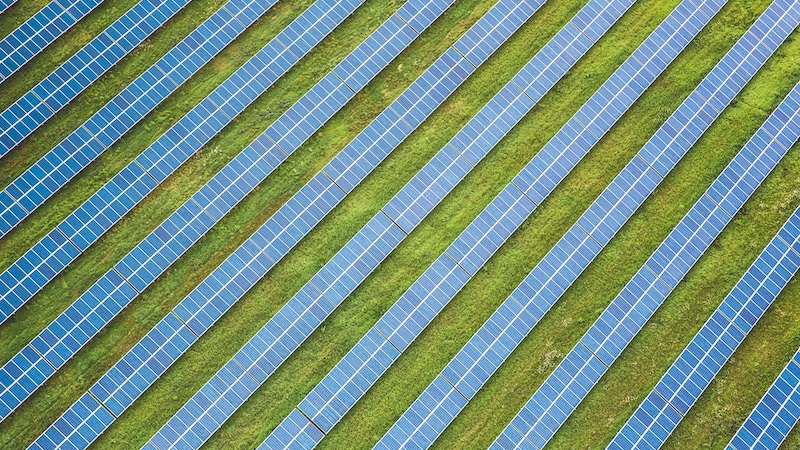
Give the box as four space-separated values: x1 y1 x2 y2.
0 0 798 449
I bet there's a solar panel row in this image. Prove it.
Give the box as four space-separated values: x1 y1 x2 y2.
728 338 800 450
0 0 15 14
27 1 456 448
0 0 279 237
0 0 364 325
0 0 464 427
143 1 545 447
0 0 368 423
492 33 800 450
0 0 191 158
610 182 800 450
0 0 104 81
378 3 788 448
258 0 684 446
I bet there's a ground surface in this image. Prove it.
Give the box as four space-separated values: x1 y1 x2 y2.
0 0 799 448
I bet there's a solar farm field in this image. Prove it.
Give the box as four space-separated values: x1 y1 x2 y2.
0 0 799 449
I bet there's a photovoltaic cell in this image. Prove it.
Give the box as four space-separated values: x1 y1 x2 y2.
0 0 15 14
0 0 191 158
0 0 105 81
0 0 280 237
0 0 363 325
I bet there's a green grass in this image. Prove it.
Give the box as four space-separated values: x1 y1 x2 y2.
1 0 799 449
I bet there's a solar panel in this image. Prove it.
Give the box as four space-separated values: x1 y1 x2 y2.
727 342 800 450
0 0 105 81
0 0 361 425
283 0 747 447
26 0 458 447
0 0 191 158
0 0 364 325
490 19 800 450
0 0 280 237
377 1 798 447
609 201 800 450
0 0 15 14
256 0 699 445
139 1 552 448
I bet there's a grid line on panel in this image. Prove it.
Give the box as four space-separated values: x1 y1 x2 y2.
111 267 141 295
87 390 116 419
373 325 404 355
189 197 218 224
29 343 58 372
170 311 201 338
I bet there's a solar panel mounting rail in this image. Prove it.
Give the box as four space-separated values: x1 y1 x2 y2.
0 0 191 158
26 1 456 448
490 27 800 450
0 0 364 326
0 0 105 81
0 0 280 237
608 188 800 449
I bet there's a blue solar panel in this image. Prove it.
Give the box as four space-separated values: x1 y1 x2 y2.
0 0 280 238
728 345 800 450
489 17 800 450
260 409 325 450
147 0 628 446
260 0 644 446
378 1 796 447
27 393 114 450
0 0 191 158
141 1 552 448
0 0 364 326
28 0 458 446
0 0 15 14
608 93 800 450
0 0 104 80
